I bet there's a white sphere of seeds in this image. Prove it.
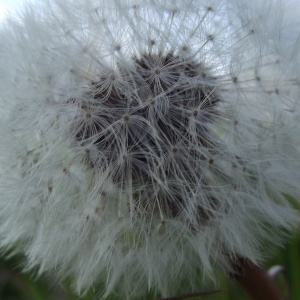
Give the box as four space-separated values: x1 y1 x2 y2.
0 0 299 299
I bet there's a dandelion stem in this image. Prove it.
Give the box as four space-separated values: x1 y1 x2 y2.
234 258 286 300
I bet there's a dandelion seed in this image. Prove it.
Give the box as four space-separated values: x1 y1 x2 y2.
0 0 299 299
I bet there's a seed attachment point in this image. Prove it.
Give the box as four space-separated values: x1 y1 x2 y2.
181 45 188 52
153 68 161 75
232 77 238 83
171 147 178 153
149 39 156 45
109 74 116 81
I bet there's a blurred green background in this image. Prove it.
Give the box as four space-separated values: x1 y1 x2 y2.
0 229 299 300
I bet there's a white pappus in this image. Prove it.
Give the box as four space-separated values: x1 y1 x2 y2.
0 0 299 299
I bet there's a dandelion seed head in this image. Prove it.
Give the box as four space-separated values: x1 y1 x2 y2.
0 0 299 299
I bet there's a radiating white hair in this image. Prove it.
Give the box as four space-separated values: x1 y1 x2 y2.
0 0 299 299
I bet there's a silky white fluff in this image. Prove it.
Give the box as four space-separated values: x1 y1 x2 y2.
0 0 299 299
